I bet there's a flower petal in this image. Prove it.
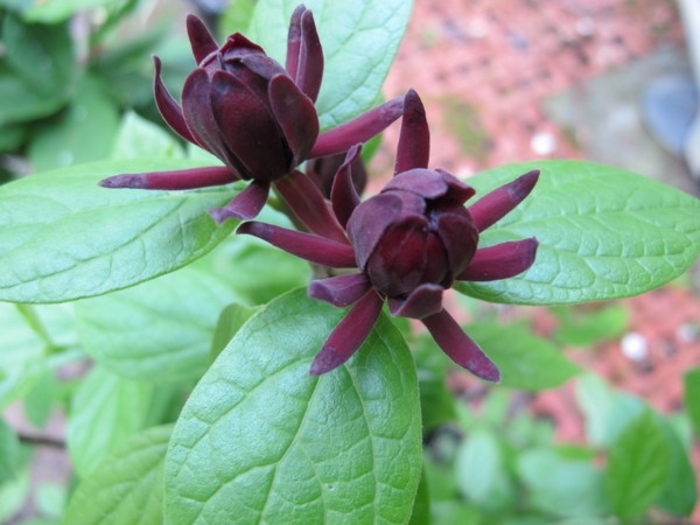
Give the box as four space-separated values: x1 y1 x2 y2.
295 8 323 102
468 170 540 231
364 215 430 297
309 289 383 375
186 14 219 64
274 170 348 244
209 180 269 222
153 56 198 146
309 272 371 307
310 96 404 158
237 222 357 268
383 168 475 203
269 74 319 165
181 68 230 164
210 71 289 181
422 310 500 382
346 192 407 271
388 283 443 319
99 166 237 190
285 5 304 80
394 89 430 174
330 145 363 228
457 238 538 281
434 212 479 280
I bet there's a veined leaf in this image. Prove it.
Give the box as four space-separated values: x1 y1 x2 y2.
164 289 422 525
0 159 236 303
248 0 413 130
457 161 700 304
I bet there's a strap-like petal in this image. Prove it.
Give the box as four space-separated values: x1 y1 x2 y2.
209 180 269 222
237 222 357 268
100 165 237 190
182 69 230 164
269 75 319 165
309 289 383 375
153 56 198 146
468 170 540 231
310 96 404 158
388 283 443 319
309 273 371 307
285 5 304 80
330 145 363 229
457 238 538 281
274 170 348 244
394 89 430 174
296 8 323 102
422 310 500 382
186 14 219 64
210 71 288 181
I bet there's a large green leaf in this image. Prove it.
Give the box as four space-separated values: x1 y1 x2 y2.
457 161 700 304
655 416 697 516
455 429 515 512
467 321 581 390
517 448 609 518
164 289 422 525
683 366 700 435
62 425 171 525
28 75 120 172
75 263 246 384
0 159 236 303
0 14 77 126
604 410 670 519
67 366 153 476
248 0 413 130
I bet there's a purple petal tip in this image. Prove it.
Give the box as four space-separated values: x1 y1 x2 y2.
99 174 147 189
309 348 344 376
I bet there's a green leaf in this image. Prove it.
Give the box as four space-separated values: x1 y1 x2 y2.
655 416 697 516
23 0 118 23
457 161 700 304
248 0 413 130
0 304 47 409
0 418 20 484
67 366 153 476
28 75 121 171
220 0 257 35
550 303 628 347
0 15 77 126
209 303 260 362
164 289 422 525
110 111 185 161
575 374 646 447
455 429 515 512
408 469 430 525
604 410 670 519
467 321 581 390
517 448 609 518
62 425 171 525
412 336 455 432
197 231 312 305
683 366 700 435
75 263 246 384
0 159 236 303
23 367 58 427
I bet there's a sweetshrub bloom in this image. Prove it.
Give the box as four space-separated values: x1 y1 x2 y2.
100 5 404 221
238 90 540 381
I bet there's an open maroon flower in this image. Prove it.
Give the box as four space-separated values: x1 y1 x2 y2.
238 90 539 380
100 5 404 221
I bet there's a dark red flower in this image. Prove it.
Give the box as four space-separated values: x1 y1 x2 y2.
100 5 404 221
238 90 539 380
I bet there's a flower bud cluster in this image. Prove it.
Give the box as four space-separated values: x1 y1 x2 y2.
101 5 540 380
